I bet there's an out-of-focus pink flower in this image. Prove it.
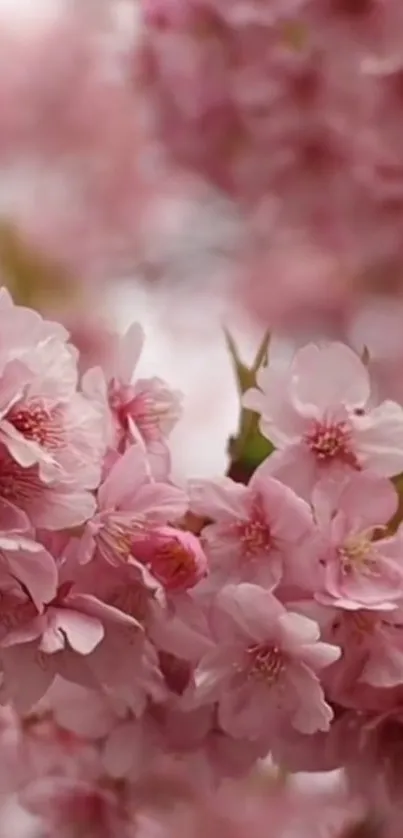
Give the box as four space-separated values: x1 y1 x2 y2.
244 342 403 498
186 583 339 741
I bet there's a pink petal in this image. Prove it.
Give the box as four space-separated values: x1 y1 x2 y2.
4 543 58 610
189 477 248 521
278 611 321 647
103 721 140 778
0 643 55 713
115 323 145 383
289 343 370 413
218 584 283 642
361 642 403 688
286 664 334 734
98 445 151 510
54 608 104 654
356 401 403 477
130 482 187 522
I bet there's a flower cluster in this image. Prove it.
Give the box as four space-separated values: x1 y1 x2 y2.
135 0 403 330
0 288 402 834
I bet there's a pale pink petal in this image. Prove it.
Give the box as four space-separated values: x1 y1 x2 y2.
53 608 104 654
51 681 117 738
189 477 248 521
286 664 334 734
69 593 143 630
30 485 96 530
361 642 403 688
356 401 403 476
243 364 306 447
114 323 145 383
218 680 270 740
4 543 58 610
289 343 370 413
103 720 140 778
0 643 55 713
98 445 151 510
130 482 187 522
218 584 283 642
264 444 319 500
277 611 321 647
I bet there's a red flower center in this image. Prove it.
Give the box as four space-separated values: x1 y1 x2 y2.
9 400 65 449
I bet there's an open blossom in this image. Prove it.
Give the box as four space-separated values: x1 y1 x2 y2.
244 342 403 499
83 323 182 478
185 583 339 741
0 286 107 528
0 288 105 490
0 576 142 714
301 601 403 709
79 444 188 567
312 472 403 610
189 460 315 590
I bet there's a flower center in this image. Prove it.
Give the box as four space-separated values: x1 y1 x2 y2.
235 497 271 557
97 516 146 564
8 400 65 449
304 419 359 468
338 533 379 575
247 644 285 684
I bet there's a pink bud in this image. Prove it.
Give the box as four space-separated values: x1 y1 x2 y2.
135 525 208 591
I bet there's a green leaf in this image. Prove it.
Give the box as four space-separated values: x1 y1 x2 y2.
223 328 255 395
225 329 274 480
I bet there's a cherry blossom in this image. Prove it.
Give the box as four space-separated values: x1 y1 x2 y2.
244 342 403 498
189 461 315 589
311 472 403 610
186 583 339 741
83 324 182 478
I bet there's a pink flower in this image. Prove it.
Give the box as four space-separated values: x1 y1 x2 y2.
0 443 96 530
79 444 188 566
312 471 403 610
189 460 315 589
2 380 105 490
0 301 106 487
244 342 403 498
303 601 403 707
0 572 142 713
83 323 182 478
186 583 339 741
